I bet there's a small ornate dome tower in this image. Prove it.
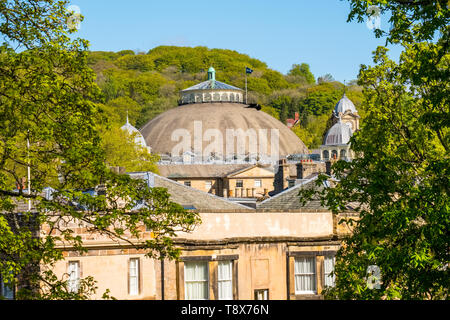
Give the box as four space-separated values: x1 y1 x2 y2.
332 93 360 131
320 93 359 162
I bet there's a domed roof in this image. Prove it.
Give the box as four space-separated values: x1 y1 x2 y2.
121 116 149 149
323 120 353 146
139 103 308 158
334 94 357 115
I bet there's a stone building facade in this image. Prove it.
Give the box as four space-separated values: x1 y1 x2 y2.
158 164 275 199
46 172 356 300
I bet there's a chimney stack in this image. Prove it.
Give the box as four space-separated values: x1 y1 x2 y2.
297 161 318 179
274 158 289 193
326 160 336 176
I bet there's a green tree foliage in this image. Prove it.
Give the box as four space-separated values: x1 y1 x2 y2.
317 73 335 84
299 82 345 116
300 0 449 299
116 53 155 72
246 76 272 96
288 63 316 85
0 0 199 299
100 126 159 173
291 114 330 149
99 97 141 125
260 105 280 120
262 69 290 90
271 95 293 123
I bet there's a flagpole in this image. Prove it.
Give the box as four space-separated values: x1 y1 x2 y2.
245 71 248 105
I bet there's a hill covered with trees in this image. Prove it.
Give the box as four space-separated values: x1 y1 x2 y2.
89 46 364 149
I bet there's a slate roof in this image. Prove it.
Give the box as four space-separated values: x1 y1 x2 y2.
258 175 359 212
128 172 248 211
257 176 326 210
181 80 242 91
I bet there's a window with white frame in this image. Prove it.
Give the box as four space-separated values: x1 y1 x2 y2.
218 261 233 300
129 258 140 296
294 257 316 294
236 180 243 188
254 179 262 188
1 275 14 300
324 256 336 287
184 261 209 300
68 261 80 293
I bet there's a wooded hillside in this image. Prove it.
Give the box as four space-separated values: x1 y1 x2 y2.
88 46 364 149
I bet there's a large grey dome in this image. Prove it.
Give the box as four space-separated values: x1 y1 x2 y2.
140 102 309 158
140 67 309 161
334 94 357 115
323 120 353 146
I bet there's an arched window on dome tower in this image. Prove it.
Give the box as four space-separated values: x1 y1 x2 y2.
229 93 235 102
331 150 338 160
189 94 194 103
204 93 212 102
323 150 329 160
340 149 347 160
213 93 220 102
195 93 202 103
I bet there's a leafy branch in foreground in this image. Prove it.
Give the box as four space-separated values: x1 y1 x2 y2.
0 0 200 299
299 0 449 299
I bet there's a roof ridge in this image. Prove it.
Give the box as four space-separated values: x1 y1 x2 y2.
128 171 250 210
225 164 257 177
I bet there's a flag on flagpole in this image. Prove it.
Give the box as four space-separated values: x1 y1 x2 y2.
245 67 253 104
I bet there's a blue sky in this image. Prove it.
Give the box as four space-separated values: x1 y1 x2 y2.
69 0 402 83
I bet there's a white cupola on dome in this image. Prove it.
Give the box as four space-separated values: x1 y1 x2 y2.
121 113 151 152
323 119 353 146
320 117 354 162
